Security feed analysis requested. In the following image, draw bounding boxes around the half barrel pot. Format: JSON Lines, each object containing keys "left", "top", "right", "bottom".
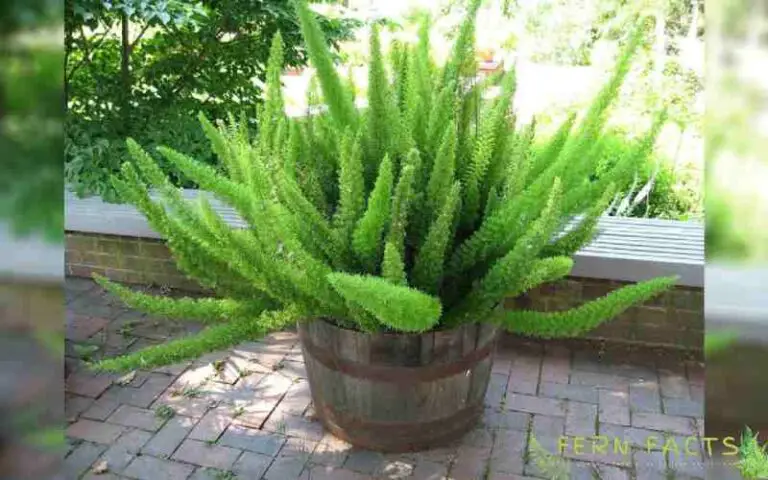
{"left": 297, "top": 318, "right": 500, "bottom": 452}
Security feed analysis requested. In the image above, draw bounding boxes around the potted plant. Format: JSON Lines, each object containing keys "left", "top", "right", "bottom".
{"left": 91, "top": 0, "right": 675, "bottom": 452}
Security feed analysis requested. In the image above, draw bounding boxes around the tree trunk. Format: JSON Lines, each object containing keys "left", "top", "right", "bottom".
{"left": 120, "top": 12, "right": 131, "bottom": 133}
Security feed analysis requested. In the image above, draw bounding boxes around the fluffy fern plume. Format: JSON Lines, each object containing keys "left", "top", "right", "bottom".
{"left": 93, "top": 4, "right": 675, "bottom": 372}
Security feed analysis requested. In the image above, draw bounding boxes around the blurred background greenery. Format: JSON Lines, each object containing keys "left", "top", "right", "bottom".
{"left": 0, "top": 0, "right": 62, "bottom": 242}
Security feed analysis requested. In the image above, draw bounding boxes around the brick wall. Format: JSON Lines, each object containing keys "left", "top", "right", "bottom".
{"left": 65, "top": 232, "right": 703, "bottom": 351}
{"left": 65, "top": 232, "right": 205, "bottom": 293}
{"left": 507, "top": 278, "right": 703, "bottom": 350}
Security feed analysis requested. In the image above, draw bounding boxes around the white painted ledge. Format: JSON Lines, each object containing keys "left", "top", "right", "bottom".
{"left": 0, "top": 222, "right": 64, "bottom": 284}
{"left": 65, "top": 189, "right": 704, "bottom": 287}
{"left": 707, "top": 264, "right": 768, "bottom": 340}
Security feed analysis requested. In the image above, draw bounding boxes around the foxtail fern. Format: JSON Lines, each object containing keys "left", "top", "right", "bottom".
{"left": 92, "top": 4, "right": 676, "bottom": 373}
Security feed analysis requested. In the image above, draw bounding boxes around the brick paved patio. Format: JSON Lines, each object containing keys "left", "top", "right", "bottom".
{"left": 64, "top": 277, "right": 707, "bottom": 480}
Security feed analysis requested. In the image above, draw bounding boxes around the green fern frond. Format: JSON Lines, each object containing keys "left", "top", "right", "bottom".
{"left": 327, "top": 273, "right": 441, "bottom": 332}
{"left": 352, "top": 155, "right": 394, "bottom": 273}
{"left": 92, "top": 307, "right": 301, "bottom": 372}
{"left": 494, "top": 276, "right": 678, "bottom": 338}
{"left": 93, "top": 274, "right": 272, "bottom": 322}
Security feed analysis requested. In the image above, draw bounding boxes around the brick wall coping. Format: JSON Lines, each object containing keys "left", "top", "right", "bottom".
{"left": 65, "top": 189, "right": 704, "bottom": 287}
{"left": 707, "top": 264, "right": 768, "bottom": 341}
{"left": 0, "top": 221, "right": 62, "bottom": 283}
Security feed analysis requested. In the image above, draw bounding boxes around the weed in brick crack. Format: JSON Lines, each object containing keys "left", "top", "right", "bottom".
{"left": 275, "top": 420, "right": 288, "bottom": 435}
{"left": 117, "top": 320, "right": 139, "bottom": 337}
{"left": 213, "top": 470, "right": 236, "bottom": 480}
{"left": 73, "top": 343, "right": 100, "bottom": 361}
{"left": 170, "top": 384, "right": 204, "bottom": 399}
{"left": 155, "top": 405, "right": 176, "bottom": 420}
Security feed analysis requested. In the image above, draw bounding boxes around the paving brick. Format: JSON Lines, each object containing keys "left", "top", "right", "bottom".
{"left": 662, "top": 397, "right": 703, "bottom": 418}
{"left": 231, "top": 396, "right": 282, "bottom": 429}
{"left": 63, "top": 441, "right": 107, "bottom": 478}
{"left": 264, "top": 412, "right": 325, "bottom": 442}
{"left": 686, "top": 363, "right": 705, "bottom": 386}
{"left": 188, "top": 406, "right": 232, "bottom": 442}
{"left": 172, "top": 439, "right": 242, "bottom": 470}
{"left": 142, "top": 415, "right": 196, "bottom": 458}
{"left": 280, "top": 437, "right": 317, "bottom": 462}
{"left": 103, "top": 373, "right": 175, "bottom": 408}
{"left": 629, "top": 381, "right": 662, "bottom": 413}
{"left": 174, "top": 363, "right": 218, "bottom": 388}
{"left": 565, "top": 401, "right": 598, "bottom": 436}
{"left": 593, "top": 463, "right": 632, "bottom": 480}
{"left": 599, "top": 423, "right": 668, "bottom": 451}
{"left": 302, "top": 464, "right": 375, "bottom": 480}
{"left": 668, "top": 450, "right": 705, "bottom": 479}
{"left": 97, "top": 444, "right": 135, "bottom": 474}
{"left": 123, "top": 454, "right": 195, "bottom": 480}
{"left": 631, "top": 412, "right": 696, "bottom": 436}
{"left": 485, "top": 374, "right": 508, "bottom": 408}
{"left": 219, "top": 424, "right": 287, "bottom": 456}
{"left": 689, "top": 385, "right": 704, "bottom": 404}
{"left": 463, "top": 427, "right": 495, "bottom": 448}
{"left": 410, "top": 459, "right": 450, "bottom": 480}
{"left": 66, "top": 394, "right": 94, "bottom": 421}
{"left": 559, "top": 436, "right": 633, "bottom": 467}
{"left": 506, "top": 394, "right": 566, "bottom": 416}
{"left": 532, "top": 414, "right": 565, "bottom": 439}
{"left": 272, "top": 381, "right": 312, "bottom": 416}
{"left": 189, "top": 467, "right": 229, "bottom": 480}
{"left": 633, "top": 449, "right": 668, "bottom": 480}
{"left": 276, "top": 361, "right": 308, "bottom": 381}
{"left": 66, "top": 372, "right": 114, "bottom": 398}
{"left": 107, "top": 405, "right": 165, "bottom": 432}
{"left": 154, "top": 362, "right": 191, "bottom": 376}
{"left": 114, "top": 428, "right": 153, "bottom": 453}
{"left": 491, "top": 352, "right": 513, "bottom": 375}
{"left": 376, "top": 457, "right": 415, "bottom": 479}
{"left": 311, "top": 434, "right": 352, "bottom": 467}
{"left": 489, "top": 472, "right": 539, "bottom": 480}
{"left": 659, "top": 370, "right": 690, "bottom": 399}
{"left": 540, "top": 350, "right": 571, "bottom": 384}
{"left": 505, "top": 378, "right": 537, "bottom": 395}
{"left": 67, "top": 315, "right": 109, "bottom": 341}
{"left": 81, "top": 472, "right": 124, "bottom": 480}
{"left": 539, "top": 382, "right": 597, "bottom": 404}
{"left": 598, "top": 389, "right": 630, "bottom": 426}
{"left": 67, "top": 419, "right": 127, "bottom": 444}
{"left": 263, "top": 455, "right": 307, "bottom": 480}
{"left": 491, "top": 429, "right": 526, "bottom": 474}
{"left": 255, "top": 373, "right": 294, "bottom": 397}
{"left": 344, "top": 449, "right": 386, "bottom": 475}
{"left": 211, "top": 359, "right": 241, "bottom": 385}
{"left": 450, "top": 445, "right": 491, "bottom": 480}
{"left": 483, "top": 409, "right": 529, "bottom": 431}
{"left": 153, "top": 387, "right": 214, "bottom": 420}
{"left": 571, "top": 371, "right": 630, "bottom": 390}
{"left": 232, "top": 451, "right": 273, "bottom": 478}
{"left": 507, "top": 355, "right": 541, "bottom": 395}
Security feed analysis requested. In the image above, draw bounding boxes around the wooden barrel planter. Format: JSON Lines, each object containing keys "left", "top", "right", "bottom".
{"left": 298, "top": 318, "right": 500, "bottom": 452}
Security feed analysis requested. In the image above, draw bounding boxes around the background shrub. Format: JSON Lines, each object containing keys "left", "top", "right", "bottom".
{"left": 65, "top": 0, "right": 360, "bottom": 201}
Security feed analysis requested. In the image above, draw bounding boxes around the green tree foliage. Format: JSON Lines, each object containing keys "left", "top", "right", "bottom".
{"left": 93, "top": 1, "right": 677, "bottom": 372}
{"left": 65, "top": 0, "right": 360, "bottom": 201}
{"left": 1, "top": 0, "right": 62, "bottom": 241}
